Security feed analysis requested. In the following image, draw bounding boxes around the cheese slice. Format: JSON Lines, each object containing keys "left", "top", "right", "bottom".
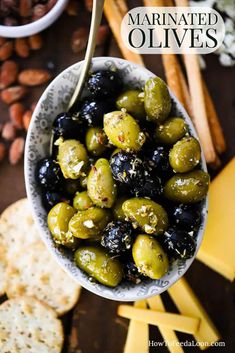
{"left": 147, "top": 295, "right": 184, "bottom": 353}
{"left": 118, "top": 305, "right": 200, "bottom": 334}
{"left": 196, "top": 157, "right": 235, "bottom": 281}
{"left": 124, "top": 300, "right": 149, "bottom": 353}
{"left": 168, "top": 277, "right": 220, "bottom": 350}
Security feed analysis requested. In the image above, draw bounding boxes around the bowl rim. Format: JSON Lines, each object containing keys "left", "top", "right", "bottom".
{"left": 0, "top": 0, "right": 68, "bottom": 38}
{"left": 25, "top": 56, "right": 208, "bottom": 301}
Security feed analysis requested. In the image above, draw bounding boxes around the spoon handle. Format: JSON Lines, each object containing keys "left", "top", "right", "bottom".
{"left": 67, "top": 0, "right": 105, "bottom": 111}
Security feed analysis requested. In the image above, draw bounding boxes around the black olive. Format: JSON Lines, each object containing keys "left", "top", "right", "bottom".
{"left": 123, "top": 260, "right": 143, "bottom": 284}
{"left": 110, "top": 151, "right": 145, "bottom": 186}
{"left": 42, "top": 191, "right": 70, "bottom": 211}
{"left": 145, "top": 146, "right": 173, "bottom": 177}
{"left": 171, "top": 204, "right": 201, "bottom": 231}
{"left": 53, "top": 112, "right": 82, "bottom": 139}
{"left": 36, "top": 158, "right": 63, "bottom": 191}
{"left": 101, "top": 221, "right": 134, "bottom": 254}
{"left": 87, "top": 70, "right": 122, "bottom": 98}
{"left": 163, "top": 227, "right": 196, "bottom": 260}
{"left": 131, "top": 170, "right": 163, "bottom": 199}
{"left": 80, "top": 100, "right": 113, "bottom": 126}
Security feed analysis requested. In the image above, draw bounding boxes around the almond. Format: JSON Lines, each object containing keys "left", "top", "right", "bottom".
{"left": 9, "top": 137, "right": 25, "bottom": 165}
{"left": 9, "top": 102, "right": 25, "bottom": 129}
{"left": 66, "top": 0, "right": 79, "bottom": 16}
{"left": 0, "top": 37, "right": 6, "bottom": 46}
{"left": 2, "top": 122, "right": 16, "bottom": 141}
{"left": 18, "top": 69, "right": 51, "bottom": 86}
{"left": 33, "top": 4, "right": 47, "bottom": 21}
{"left": 31, "top": 101, "right": 37, "bottom": 111}
{"left": 19, "top": 0, "right": 32, "bottom": 18}
{"left": 1, "top": 86, "right": 27, "bottom": 104}
{"left": 0, "top": 60, "right": 18, "bottom": 89}
{"left": 71, "top": 27, "right": 88, "bottom": 53}
{"left": 15, "top": 38, "right": 30, "bottom": 58}
{"left": 28, "top": 34, "right": 42, "bottom": 50}
{"left": 0, "top": 143, "right": 6, "bottom": 163}
{"left": 22, "top": 110, "right": 32, "bottom": 130}
{"left": 0, "top": 41, "right": 13, "bottom": 61}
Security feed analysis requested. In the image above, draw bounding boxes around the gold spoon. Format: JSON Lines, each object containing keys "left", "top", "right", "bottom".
{"left": 68, "top": 0, "right": 105, "bottom": 111}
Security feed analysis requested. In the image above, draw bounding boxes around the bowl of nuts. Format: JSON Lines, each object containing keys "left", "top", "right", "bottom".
{"left": 0, "top": 0, "right": 68, "bottom": 38}
{"left": 25, "top": 57, "right": 209, "bottom": 301}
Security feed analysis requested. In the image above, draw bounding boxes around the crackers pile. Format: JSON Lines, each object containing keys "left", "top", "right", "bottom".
{"left": 0, "top": 198, "right": 81, "bottom": 353}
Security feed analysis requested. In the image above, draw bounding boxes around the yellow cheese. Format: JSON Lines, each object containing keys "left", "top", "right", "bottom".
{"left": 124, "top": 300, "right": 149, "bottom": 353}
{"left": 147, "top": 295, "right": 184, "bottom": 353}
{"left": 118, "top": 305, "right": 200, "bottom": 334}
{"left": 196, "top": 157, "right": 235, "bottom": 281}
{"left": 168, "top": 278, "right": 220, "bottom": 350}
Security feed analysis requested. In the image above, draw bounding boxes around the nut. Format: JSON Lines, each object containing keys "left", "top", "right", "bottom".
{"left": 15, "top": 38, "right": 30, "bottom": 58}
{"left": 32, "top": 4, "right": 47, "bottom": 21}
{"left": 66, "top": 0, "right": 79, "bottom": 16}
{"left": 0, "top": 41, "right": 13, "bottom": 61}
{"left": 71, "top": 27, "right": 88, "bottom": 53}
{"left": 1, "top": 86, "right": 27, "bottom": 104}
{"left": 2, "top": 122, "right": 16, "bottom": 141}
{"left": 0, "top": 143, "right": 6, "bottom": 163}
{"left": 0, "top": 60, "right": 18, "bottom": 89}
{"left": 18, "top": 69, "right": 51, "bottom": 86}
{"left": 19, "top": 0, "right": 32, "bottom": 18}
{"left": 28, "top": 34, "right": 42, "bottom": 50}
{"left": 9, "top": 102, "right": 25, "bottom": 129}
{"left": 9, "top": 137, "right": 25, "bottom": 165}
{"left": 47, "top": 0, "right": 57, "bottom": 11}
{"left": 22, "top": 110, "right": 32, "bottom": 130}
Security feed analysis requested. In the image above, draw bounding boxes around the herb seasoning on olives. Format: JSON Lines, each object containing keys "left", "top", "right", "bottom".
{"left": 36, "top": 70, "right": 209, "bottom": 288}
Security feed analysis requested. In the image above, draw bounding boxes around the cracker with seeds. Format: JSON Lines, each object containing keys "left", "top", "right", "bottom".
{"left": 0, "top": 244, "right": 7, "bottom": 296}
{"left": 0, "top": 296, "right": 63, "bottom": 353}
{"left": 6, "top": 241, "right": 81, "bottom": 316}
{"left": 0, "top": 198, "right": 41, "bottom": 259}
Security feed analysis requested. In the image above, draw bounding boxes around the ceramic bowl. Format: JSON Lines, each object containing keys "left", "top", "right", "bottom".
{"left": 25, "top": 57, "right": 208, "bottom": 301}
{"left": 0, "top": 0, "right": 68, "bottom": 38}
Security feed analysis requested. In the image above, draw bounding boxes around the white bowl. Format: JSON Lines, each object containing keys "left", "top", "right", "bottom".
{"left": 0, "top": 0, "right": 68, "bottom": 38}
{"left": 25, "top": 57, "right": 208, "bottom": 301}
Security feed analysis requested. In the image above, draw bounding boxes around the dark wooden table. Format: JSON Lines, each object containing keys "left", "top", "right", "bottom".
{"left": 0, "top": 3, "right": 234, "bottom": 353}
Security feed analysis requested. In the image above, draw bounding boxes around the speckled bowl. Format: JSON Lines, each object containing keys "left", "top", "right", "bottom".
{"left": 25, "top": 57, "right": 208, "bottom": 301}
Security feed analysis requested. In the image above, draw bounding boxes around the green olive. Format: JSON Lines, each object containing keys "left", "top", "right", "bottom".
{"left": 132, "top": 234, "right": 169, "bottom": 279}
{"left": 104, "top": 110, "right": 145, "bottom": 151}
{"left": 80, "top": 175, "right": 88, "bottom": 189}
{"left": 74, "top": 245, "right": 123, "bottom": 287}
{"left": 69, "top": 207, "right": 110, "bottom": 239}
{"left": 87, "top": 158, "right": 117, "bottom": 208}
{"left": 169, "top": 137, "right": 201, "bottom": 173}
{"left": 113, "top": 196, "right": 128, "bottom": 221}
{"left": 164, "top": 170, "right": 210, "bottom": 203}
{"left": 122, "top": 198, "right": 169, "bottom": 235}
{"left": 144, "top": 77, "right": 171, "bottom": 123}
{"left": 116, "top": 89, "right": 145, "bottom": 120}
{"left": 85, "top": 127, "right": 108, "bottom": 156}
{"left": 47, "top": 202, "right": 79, "bottom": 249}
{"left": 73, "top": 191, "right": 93, "bottom": 211}
{"left": 155, "top": 117, "right": 188, "bottom": 144}
{"left": 57, "top": 139, "right": 88, "bottom": 179}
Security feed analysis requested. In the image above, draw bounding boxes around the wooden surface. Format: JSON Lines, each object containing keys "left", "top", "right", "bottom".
{"left": 0, "top": 3, "right": 235, "bottom": 353}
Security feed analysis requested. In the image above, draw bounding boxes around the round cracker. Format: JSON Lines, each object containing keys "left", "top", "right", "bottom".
{"left": 6, "top": 241, "right": 81, "bottom": 316}
{"left": 0, "top": 296, "right": 63, "bottom": 353}
{"left": 0, "top": 198, "right": 40, "bottom": 259}
{"left": 0, "top": 244, "right": 7, "bottom": 296}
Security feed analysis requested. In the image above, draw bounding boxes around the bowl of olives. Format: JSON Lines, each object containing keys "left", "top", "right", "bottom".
{"left": 25, "top": 57, "right": 209, "bottom": 301}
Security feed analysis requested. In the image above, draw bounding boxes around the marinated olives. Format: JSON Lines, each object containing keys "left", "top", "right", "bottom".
{"left": 101, "top": 221, "right": 134, "bottom": 254}
{"left": 116, "top": 89, "right": 145, "bottom": 120}
{"left": 132, "top": 234, "right": 169, "bottom": 279}
{"left": 74, "top": 245, "right": 123, "bottom": 287}
{"left": 38, "top": 69, "right": 208, "bottom": 288}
